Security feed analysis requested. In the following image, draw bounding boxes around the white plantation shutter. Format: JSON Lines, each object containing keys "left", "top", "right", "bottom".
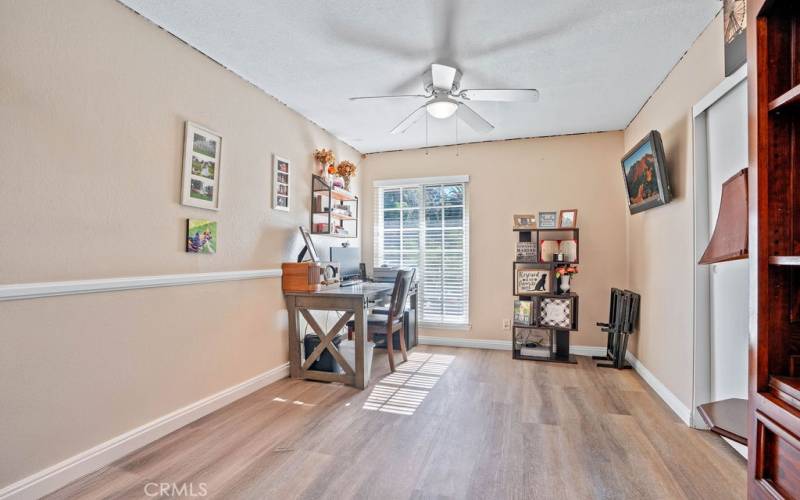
{"left": 374, "top": 177, "right": 469, "bottom": 327}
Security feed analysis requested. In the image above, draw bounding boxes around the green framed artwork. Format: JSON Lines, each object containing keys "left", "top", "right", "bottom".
{"left": 186, "top": 219, "right": 217, "bottom": 254}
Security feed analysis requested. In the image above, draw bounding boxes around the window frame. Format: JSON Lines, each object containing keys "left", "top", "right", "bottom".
{"left": 374, "top": 179, "right": 470, "bottom": 328}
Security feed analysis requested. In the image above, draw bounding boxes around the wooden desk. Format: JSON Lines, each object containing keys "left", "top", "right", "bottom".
{"left": 284, "top": 283, "right": 394, "bottom": 389}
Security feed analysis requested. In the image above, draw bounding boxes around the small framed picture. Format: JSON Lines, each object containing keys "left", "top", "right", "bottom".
{"left": 514, "top": 263, "right": 551, "bottom": 295}
{"left": 539, "top": 296, "right": 576, "bottom": 329}
{"left": 514, "top": 299, "right": 535, "bottom": 325}
{"left": 513, "top": 214, "right": 536, "bottom": 230}
{"left": 181, "top": 122, "right": 222, "bottom": 210}
{"left": 538, "top": 211, "right": 557, "bottom": 228}
{"left": 186, "top": 219, "right": 217, "bottom": 254}
{"left": 272, "top": 154, "right": 290, "bottom": 212}
{"left": 559, "top": 209, "right": 578, "bottom": 228}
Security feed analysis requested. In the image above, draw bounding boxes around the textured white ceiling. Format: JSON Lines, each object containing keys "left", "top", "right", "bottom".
{"left": 119, "top": 0, "right": 721, "bottom": 154}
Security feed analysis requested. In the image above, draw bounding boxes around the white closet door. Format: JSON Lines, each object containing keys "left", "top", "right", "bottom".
{"left": 706, "top": 80, "right": 748, "bottom": 401}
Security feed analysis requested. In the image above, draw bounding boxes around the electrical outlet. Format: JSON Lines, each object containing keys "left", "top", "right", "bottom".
{"left": 503, "top": 319, "right": 511, "bottom": 330}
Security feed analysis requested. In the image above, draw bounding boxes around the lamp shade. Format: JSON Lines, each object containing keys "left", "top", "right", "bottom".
{"left": 699, "top": 168, "right": 749, "bottom": 265}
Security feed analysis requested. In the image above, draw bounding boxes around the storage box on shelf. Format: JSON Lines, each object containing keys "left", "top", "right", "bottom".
{"left": 311, "top": 174, "right": 358, "bottom": 238}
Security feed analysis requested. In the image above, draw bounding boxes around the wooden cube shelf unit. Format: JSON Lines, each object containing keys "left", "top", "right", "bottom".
{"left": 512, "top": 227, "right": 580, "bottom": 364}
{"left": 311, "top": 175, "right": 358, "bottom": 238}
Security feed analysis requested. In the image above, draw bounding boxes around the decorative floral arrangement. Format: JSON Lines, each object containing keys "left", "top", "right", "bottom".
{"left": 336, "top": 160, "right": 357, "bottom": 179}
{"left": 327, "top": 164, "right": 336, "bottom": 175}
{"left": 554, "top": 266, "right": 579, "bottom": 278}
{"left": 313, "top": 148, "right": 336, "bottom": 166}
{"left": 336, "top": 160, "right": 357, "bottom": 190}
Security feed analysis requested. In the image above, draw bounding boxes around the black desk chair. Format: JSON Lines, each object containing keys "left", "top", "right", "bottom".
{"left": 347, "top": 269, "right": 415, "bottom": 372}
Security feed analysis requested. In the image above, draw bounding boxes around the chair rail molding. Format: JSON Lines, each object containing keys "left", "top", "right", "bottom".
{"left": 0, "top": 269, "right": 282, "bottom": 302}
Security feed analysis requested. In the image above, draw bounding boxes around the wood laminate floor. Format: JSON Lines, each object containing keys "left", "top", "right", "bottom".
{"left": 48, "top": 346, "right": 746, "bottom": 499}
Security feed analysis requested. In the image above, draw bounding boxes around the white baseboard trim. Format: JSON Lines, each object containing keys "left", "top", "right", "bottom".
{"left": 418, "top": 336, "right": 606, "bottom": 357}
{"left": 0, "top": 269, "right": 282, "bottom": 302}
{"left": 0, "top": 362, "right": 290, "bottom": 500}
{"left": 625, "top": 352, "right": 692, "bottom": 426}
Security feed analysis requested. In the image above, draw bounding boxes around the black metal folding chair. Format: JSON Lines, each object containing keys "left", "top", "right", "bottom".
{"left": 595, "top": 288, "right": 637, "bottom": 369}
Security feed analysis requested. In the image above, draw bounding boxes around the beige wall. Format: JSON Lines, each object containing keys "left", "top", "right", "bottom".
{"left": 623, "top": 14, "right": 724, "bottom": 408}
{"left": 363, "top": 132, "right": 628, "bottom": 347}
{"left": 0, "top": 0, "right": 361, "bottom": 488}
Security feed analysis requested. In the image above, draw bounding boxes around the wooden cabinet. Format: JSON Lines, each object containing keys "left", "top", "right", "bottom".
{"left": 748, "top": 1, "right": 800, "bottom": 497}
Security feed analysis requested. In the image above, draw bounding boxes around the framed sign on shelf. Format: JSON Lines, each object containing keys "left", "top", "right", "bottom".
{"left": 514, "top": 263, "right": 552, "bottom": 295}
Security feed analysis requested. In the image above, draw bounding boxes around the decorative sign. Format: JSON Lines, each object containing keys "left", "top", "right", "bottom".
{"left": 538, "top": 211, "right": 557, "bottom": 229}
{"left": 515, "top": 268, "right": 550, "bottom": 295}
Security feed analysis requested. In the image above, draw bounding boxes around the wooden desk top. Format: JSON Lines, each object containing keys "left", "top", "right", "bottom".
{"left": 284, "top": 282, "right": 394, "bottom": 299}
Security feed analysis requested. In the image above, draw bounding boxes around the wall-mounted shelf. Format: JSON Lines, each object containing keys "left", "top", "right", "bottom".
{"left": 311, "top": 175, "right": 358, "bottom": 238}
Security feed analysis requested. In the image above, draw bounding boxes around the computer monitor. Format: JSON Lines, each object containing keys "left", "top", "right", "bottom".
{"left": 297, "top": 226, "right": 320, "bottom": 263}
{"left": 330, "top": 246, "right": 361, "bottom": 281}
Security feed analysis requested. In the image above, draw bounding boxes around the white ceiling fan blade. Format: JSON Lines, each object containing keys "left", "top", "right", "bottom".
{"left": 459, "top": 89, "right": 540, "bottom": 102}
{"left": 349, "top": 94, "right": 428, "bottom": 101}
{"left": 431, "top": 63, "right": 457, "bottom": 91}
{"left": 390, "top": 104, "right": 427, "bottom": 134}
{"left": 457, "top": 103, "right": 494, "bottom": 134}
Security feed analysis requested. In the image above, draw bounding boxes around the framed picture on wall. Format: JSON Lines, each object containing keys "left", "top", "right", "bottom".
{"left": 272, "top": 154, "right": 290, "bottom": 212}
{"left": 181, "top": 122, "right": 222, "bottom": 210}
{"left": 186, "top": 219, "right": 217, "bottom": 254}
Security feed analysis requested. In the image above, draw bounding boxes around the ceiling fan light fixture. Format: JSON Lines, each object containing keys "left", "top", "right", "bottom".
{"left": 426, "top": 97, "right": 458, "bottom": 119}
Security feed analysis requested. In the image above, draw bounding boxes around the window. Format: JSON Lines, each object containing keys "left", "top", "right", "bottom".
{"left": 374, "top": 178, "right": 469, "bottom": 327}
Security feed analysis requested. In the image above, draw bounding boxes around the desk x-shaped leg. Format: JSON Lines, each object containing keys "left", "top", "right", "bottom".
{"left": 300, "top": 309, "right": 355, "bottom": 376}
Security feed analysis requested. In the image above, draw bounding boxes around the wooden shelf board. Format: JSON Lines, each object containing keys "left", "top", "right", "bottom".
{"left": 513, "top": 261, "right": 579, "bottom": 265}
{"left": 331, "top": 189, "right": 356, "bottom": 201}
{"left": 769, "top": 255, "right": 800, "bottom": 266}
{"left": 770, "top": 375, "right": 800, "bottom": 403}
{"left": 312, "top": 189, "right": 357, "bottom": 202}
{"left": 513, "top": 350, "right": 577, "bottom": 364}
{"left": 769, "top": 84, "right": 800, "bottom": 111}
{"left": 312, "top": 211, "right": 356, "bottom": 221}
{"left": 697, "top": 398, "right": 748, "bottom": 445}
{"left": 513, "top": 227, "right": 579, "bottom": 232}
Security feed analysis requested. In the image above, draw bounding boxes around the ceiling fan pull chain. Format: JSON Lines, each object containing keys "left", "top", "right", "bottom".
{"left": 425, "top": 111, "right": 430, "bottom": 156}
{"left": 456, "top": 115, "right": 460, "bottom": 157}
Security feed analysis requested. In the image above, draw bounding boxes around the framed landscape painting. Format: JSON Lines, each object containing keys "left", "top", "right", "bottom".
{"left": 181, "top": 122, "right": 222, "bottom": 210}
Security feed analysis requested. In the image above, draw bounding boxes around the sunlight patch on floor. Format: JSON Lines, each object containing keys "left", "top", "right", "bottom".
{"left": 362, "top": 352, "right": 454, "bottom": 415}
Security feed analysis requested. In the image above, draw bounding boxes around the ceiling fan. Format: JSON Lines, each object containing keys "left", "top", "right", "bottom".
{"left": 349, "top": 63, "right": 539, "bottom": 135}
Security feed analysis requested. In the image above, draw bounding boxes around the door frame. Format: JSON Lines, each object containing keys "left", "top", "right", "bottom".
{"left": 690, "top": 63, "right": 748, "bottom": 430}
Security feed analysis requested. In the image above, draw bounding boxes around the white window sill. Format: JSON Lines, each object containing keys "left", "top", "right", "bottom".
{"left": 419, "top": 322, "right": 472, "bottom": 331}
